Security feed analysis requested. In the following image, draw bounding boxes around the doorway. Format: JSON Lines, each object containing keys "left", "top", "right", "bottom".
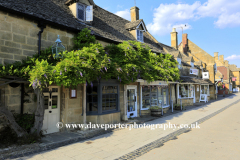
{"left": 193, "top": 85, "right": 196, "bottom": 103}
{"left": 42, "top": 86, "right": 60, "bottom": 134}
{"left": 127, "top": 85, "right": 137, "bottom": 118}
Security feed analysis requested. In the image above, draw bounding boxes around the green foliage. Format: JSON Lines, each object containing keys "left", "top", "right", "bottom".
{"left": 104, "top": 41, "right": 180, "bottom": 84}
{"left": 0, "top": 28, "right": 180, "bottom": 90}
{"left": 73, "top": 28, "right": 96, "bottom": 50}
{"left": 14, "top": 113, "right": 35, "bottom": 133}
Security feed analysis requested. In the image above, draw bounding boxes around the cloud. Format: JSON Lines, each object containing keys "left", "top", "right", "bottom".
{"left": 147, "top": 2, "right": 200, "bottom": 36}
{"left": 147, "top": 0, "right": 240, "bottom": 36}
{"left": 226, "top": 55, "right": 240, "bottom": 60}
{"left": 115, "top": 9, "right": 131, "bottom": 21}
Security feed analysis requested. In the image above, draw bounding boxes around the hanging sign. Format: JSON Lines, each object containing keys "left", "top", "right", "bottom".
{"left": 190, "top": 69, "right": 199, "bottom": 75}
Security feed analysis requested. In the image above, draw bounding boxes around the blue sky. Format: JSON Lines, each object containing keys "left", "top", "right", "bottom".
{"left": 94, "top": 0, "right": 240, "bottom": 67}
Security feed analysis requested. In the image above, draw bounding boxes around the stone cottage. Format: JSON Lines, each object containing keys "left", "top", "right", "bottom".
{"left": 0, "top": 0, "right": 178, "bottom": 134}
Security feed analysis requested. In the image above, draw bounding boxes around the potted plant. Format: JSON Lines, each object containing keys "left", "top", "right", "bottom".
{"left": 149, "top": 106, "right": 163, "bottom": 116}
{"left": 174, "top": 104, "right": 185, "bottom": 110}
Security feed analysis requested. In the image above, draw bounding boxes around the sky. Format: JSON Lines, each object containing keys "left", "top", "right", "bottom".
{"left": 94, "top": 0, "right": 240, "bottom": 67}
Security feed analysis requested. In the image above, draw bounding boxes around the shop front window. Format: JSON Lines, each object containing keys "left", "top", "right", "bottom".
{"left": 179, "top": 84, "right": 193, "bottom": 98}
{"left": 87, "top": 84, "right": 98, "bottom": 113}
{"left": 142, "top": 86, "right": 169, "bottom": 109}
{"left": 86, "top": 82, "right": 119, "bottom": 115}
{"left": 201, "top": 85, "right": 209, "bottom": 95}
{"left": 102, "top": 86, "right": 118, "bottom": 111}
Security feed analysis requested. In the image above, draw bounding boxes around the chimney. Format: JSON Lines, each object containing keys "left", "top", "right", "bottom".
{"left": 170, "top": 28, "right": 178, "bottom": 49}
{"left": 130, "top": 6, "right": 140, "bottom": 22}
{"left": 224, "top": 60, "right": 229, "bottom": 67}
{"left": 182, "top": 33, "right": 188, "bottom": 54}
{"left": 219, "top": 55, "right": 224, "bottom": 64}
{"left": 214, "top": 52, "right": 218, "bottom": 61}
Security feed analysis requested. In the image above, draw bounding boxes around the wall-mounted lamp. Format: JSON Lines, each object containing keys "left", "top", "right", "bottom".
{"left": 70, "top": 88, "right": 77, "bottom": 98}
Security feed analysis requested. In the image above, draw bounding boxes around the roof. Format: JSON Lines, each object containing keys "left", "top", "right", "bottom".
{"left": 65, "top": 0, "right": 95, "bottom": 6}
{"left": 0, "top": 0, "right": 164, "bottom": 54}
{"left": 182, "top": 56, "right": 194, "bottom": 62}
{"left": 0, "top": 0, "right": 88, "bottom": 31}
{"left": 180, "top": 77, "right": 213, "bottom": 85}
{"left": 125, "top": 19, "right": 143, "bottom": 30}
{"left": 158, "top": 43, "right": 181, "bottom": 58}
{"left": 91, "top": 6, "right": 163, "bottom": 53}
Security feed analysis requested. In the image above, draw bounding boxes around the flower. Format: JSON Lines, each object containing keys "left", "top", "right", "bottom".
{"left": 80, "top": 72, "right": 83, "bottom": 77}
{"left": 39, "top": 80, "right": 41, "bottom": 86}
{"left": 60, "top": 71, "right": 62, "bottom": 75}
{"left": 104, "top": 67, "right": 107, "bottom": 72}
{"left": 53, "top": 70, "right": 56, "bottom": 73}
{"left": 86, "top": 35, "right": 88, "bottom": 37}
{"left": 118, "top": 76, "right": 119, "bottom": 80}
{"left": 127, "top": 47, "right": 129, "bottom": 49}
{"left": 91, "top": 82, "right": 93, "bottom": 88}
{"left": 65, "top": 67, "right": 67, "bottom": 72}
{"left": 44, "top": 74, "right": 47, "bottom": 78}
{"left": 96, "top": 48, "right": 99, "bottom": 53}
{"left": 105, "top": 52, "right": 108, "bottom": 55}
{"left": 108, "top": 59, "right": 110, "bottom": 62}
{"left": 32, "top": 82, "right": 36, "bottom": 87}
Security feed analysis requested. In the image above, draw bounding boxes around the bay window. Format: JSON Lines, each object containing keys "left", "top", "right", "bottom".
{"left": 142, "top": 86, "right": 169, "bottom": 109}
{"left": 201, "top": 85, "right": 209, "bottom": 95}
{"left": 179, "top": 84, "right": 194, "bottom": 98}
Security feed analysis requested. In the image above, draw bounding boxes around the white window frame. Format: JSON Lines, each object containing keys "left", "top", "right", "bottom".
{"left": 140, "top": 86, "right": 169, "bottom": 110}
{"left": 178, "top": 84, "right": 194, "bottom": 99}
{"left": 177, "top": 58, "right": 182, "bottom": 69}
{"left": 136, "top": 30, "right": 144, "bottom": 42}
{"left": 200, "top": 84, "right": 209, "bottom": 95}
{"left": 76, "top": 3, "right": 93, "bottom": 22}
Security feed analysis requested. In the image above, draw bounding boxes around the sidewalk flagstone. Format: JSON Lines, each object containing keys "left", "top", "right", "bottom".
{"left": 8, "top": 93, "right": 240, "bottom": 160}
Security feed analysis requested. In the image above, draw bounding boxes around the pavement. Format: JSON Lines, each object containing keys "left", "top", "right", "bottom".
{"left": 9, "top": 93, "right": 240, "bottom": 160}
{"left": 136, "top": 96, "right": 240, "bottom": 160}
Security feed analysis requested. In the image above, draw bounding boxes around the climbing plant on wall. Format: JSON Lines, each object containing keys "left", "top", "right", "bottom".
{"left": 0, "top": 28, "right": 180, "bottom": 136}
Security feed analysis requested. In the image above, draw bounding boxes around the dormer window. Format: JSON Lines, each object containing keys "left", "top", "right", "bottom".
{"left": 191, "top": 62, "right": 194, "bottom": 68}
{"left": 137, "top": 30, "right": 144, "bottom": 42}
{"left": 177, "top": 58, "right": 182, "bottom": 69}
{"left": 71, "top": 3, "right": 93, "bottom": 22}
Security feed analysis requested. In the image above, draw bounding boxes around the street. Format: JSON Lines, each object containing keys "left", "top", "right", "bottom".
{"left": 137, "top": 99, "right": 240, "bottom": 160}
{"left": 13, "top": 94, "right": 240, "bottom": 160}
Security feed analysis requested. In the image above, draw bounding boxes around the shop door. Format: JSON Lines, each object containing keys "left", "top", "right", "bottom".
{"left": 42, "top": 86, "right": 60, "bottom": 134}
{"left": 127, "top": 85, "right": 137, "bottom": 118}
{"left": 192, "top": 85, "right": 196, "bottom": 103}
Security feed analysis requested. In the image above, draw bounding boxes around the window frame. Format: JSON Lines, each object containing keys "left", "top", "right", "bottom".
{"left": 191, "top": 62, "right": 194, "bottom": 68}
{"left": 141, "top": 86, "right": 169, "bottom": 110}
{"left": 178, "top": 84, "right": 194, "bottom": 99}
{"left": 77, "top": 3, "right": 86, "bottom": 21}
{"left": 200, "top": 84, "right": 209, "bottom": 95}
{"left": 86, "top": 80, "right": 120, "bottom": 115}
{"left": 136, "top": 30, "right": 144, "bottom": 42}
{"left": 177, "top": 58, "right": 182, "bottom": 69}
